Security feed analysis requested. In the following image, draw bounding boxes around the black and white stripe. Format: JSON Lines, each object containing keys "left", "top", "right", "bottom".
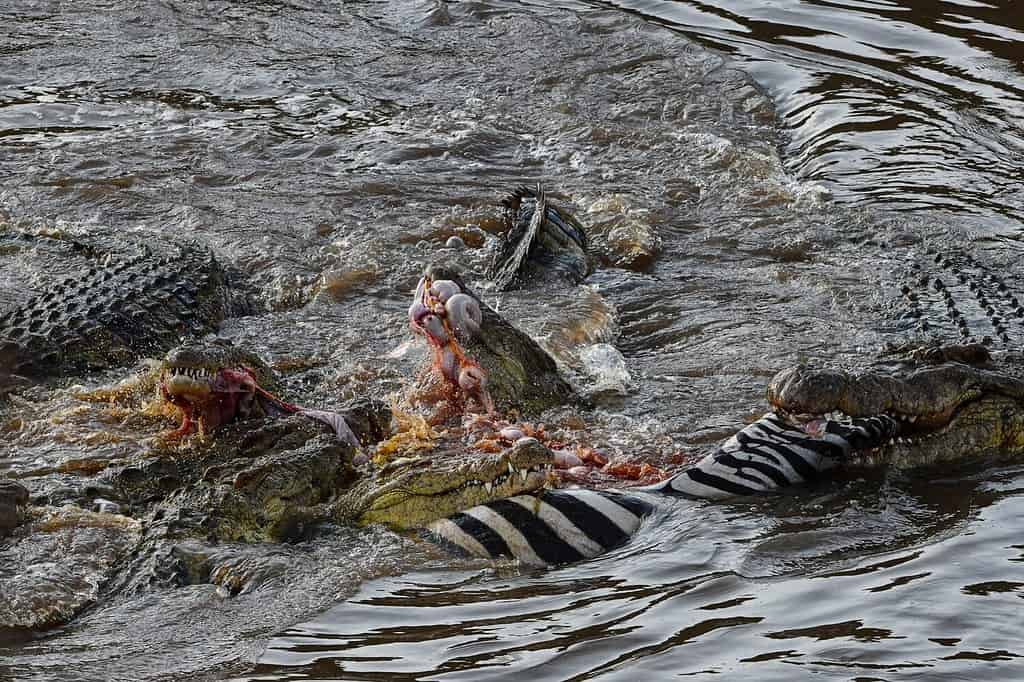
{"left": 644, "top": 413, "right": 899, "bottom": 499}
{"left": 427, "top": 489, "right": 651, "bottom": 566}
{"left": 427, "top": 412, "right": 900, "bottom": 566}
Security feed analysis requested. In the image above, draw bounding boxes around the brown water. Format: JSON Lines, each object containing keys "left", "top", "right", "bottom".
{"left": 1, "top": 0, "right": 1023, "bottom": 680}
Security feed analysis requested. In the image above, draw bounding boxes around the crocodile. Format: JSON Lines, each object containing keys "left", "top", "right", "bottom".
{"left": 158, "top": 337, "right": 360, "bottom": 444}
{"left": 159, "top": 337, "right": 283, "bottom": 436}
{"left": 0, "top": 229, "right": 250, "bottom": 390}
{"left": 893, "top": 247, "right": 1024, "bottom": 346}
{"left": 0, "top": 414, "right": 555, "bottom": 630}
{"left": 765, "top": 343, "right": 1024, "bottom": 468}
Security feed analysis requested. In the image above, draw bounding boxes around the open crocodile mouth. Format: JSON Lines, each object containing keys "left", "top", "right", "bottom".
{"left": 159, "top": 364, "right": 297, "bottom": 437}
{"left": 774, "top": 402, "right": 966, "bottom": 450}
{"left": 761, "top": 362, "right": 1020, "bottom": 457}
{"left": 161, "top": 365, "right": 218, "bottom": 401}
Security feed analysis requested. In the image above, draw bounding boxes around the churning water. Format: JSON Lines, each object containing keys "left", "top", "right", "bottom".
{"left": 1, "top": 1, "right": 1022, "bottom": 680}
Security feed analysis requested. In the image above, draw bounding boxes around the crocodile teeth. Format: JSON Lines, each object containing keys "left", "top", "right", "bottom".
{"left": 484, "top": 482, "right": 493, "bottom": 494}
{"left": 508, "top": 461, "right": 515, "bottom": 475}
{"left": 519, "top": 468, "right": 529, "bottom": 482}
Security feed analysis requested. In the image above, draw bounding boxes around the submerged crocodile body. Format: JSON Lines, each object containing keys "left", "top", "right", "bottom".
{"left": 0, "top": 229, "right": 249, "bottom": 387}
{"left": 894, "top": 248, "right": 1024, "bottom": 345}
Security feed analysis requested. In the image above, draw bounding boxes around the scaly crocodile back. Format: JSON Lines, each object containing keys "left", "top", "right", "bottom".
{"left": 0, "top": 240, "right": 247, "bottom": 379}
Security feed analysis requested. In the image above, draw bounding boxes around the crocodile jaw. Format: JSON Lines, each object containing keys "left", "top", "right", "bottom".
{"left": 358, "top": 465, "right": 551, "bottom": 530}
{"left": 778, "top": 395, "right": 1024, "bottom": 469}
{"left": 768, "top": 363, "right": 1024, "bottom": 421}
{"left": 162, "top": 372, "right": 213, "bottom": 402}
{"left": 353, "top": 439, "right": 556, "bottom": 530}
{"left": 159, "top": 366, "right": 260, "bottom": 436}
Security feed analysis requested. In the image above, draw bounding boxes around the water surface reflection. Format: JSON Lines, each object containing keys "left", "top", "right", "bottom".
{"left": 249, "top": 468, "right": 1024, "bottom": 680}
{"left": 599, "top": 0, "right": 1024, "bottom": 235}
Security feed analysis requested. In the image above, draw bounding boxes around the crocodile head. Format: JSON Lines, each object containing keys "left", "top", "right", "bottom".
{"left": 128, "top": 402, "right": 552, "bottom": 547}
{"left": 159, "top": 338, "right": 293, "bottom": 437}
{"left": 767, "top": 346, "right": 1024, "bottom": 467}
{"left": 126, "top": 414, "right": 554, "bottom": 541}
{"left": 409, "top": 264, "right": 577, "bottom": 418}
{"left": 341, "top": 436, "right": 555, "bottom": 530}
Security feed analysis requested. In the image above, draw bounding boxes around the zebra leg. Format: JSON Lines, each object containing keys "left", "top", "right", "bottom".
{"left": 425, "top": 489, "right": 652, "bottom": 566}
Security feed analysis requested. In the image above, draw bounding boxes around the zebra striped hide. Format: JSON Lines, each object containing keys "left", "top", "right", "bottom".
{"left": 426, "top": 412, "right": 900, "bottom": 566}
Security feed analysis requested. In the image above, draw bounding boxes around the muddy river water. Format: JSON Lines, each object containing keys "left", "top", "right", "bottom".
{"left": 1, "top": 0, "right": 1023, "bottom": 680}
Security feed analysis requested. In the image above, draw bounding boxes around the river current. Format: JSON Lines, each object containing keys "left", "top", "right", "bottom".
{"left": 1, "top": 1, "right": 1022, "bottom": 680}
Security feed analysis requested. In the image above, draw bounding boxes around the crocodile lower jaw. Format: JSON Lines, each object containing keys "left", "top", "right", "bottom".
{"left": 357, "top": 463, "right": 554, "bottom": 530}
